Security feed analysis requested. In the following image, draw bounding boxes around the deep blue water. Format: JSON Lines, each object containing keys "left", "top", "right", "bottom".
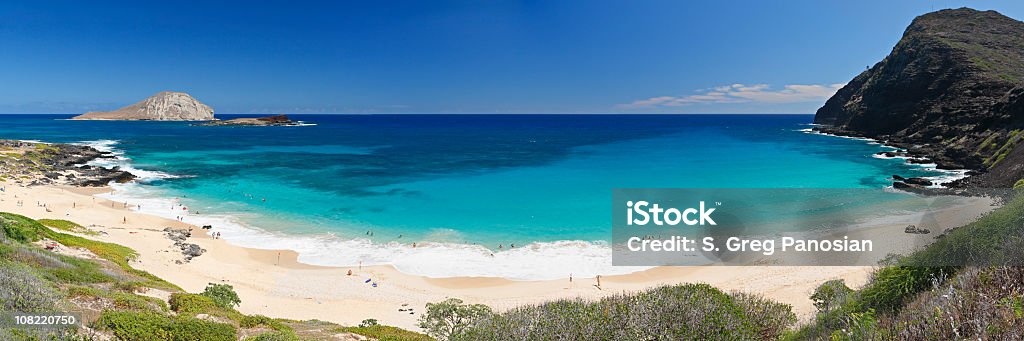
{"left": 0, "top": 114, "right": 954, "bottom": 278}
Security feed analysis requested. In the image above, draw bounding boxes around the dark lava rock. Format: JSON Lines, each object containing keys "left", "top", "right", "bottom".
{"left": 904, "top": 225, "right": 931, "bottom": 234}
{"left": 904, "top": 177, "right": 934, "bottom": 186}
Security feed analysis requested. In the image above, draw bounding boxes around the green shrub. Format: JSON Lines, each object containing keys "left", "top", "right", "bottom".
{"left": 359, "top": 318, "right": 379, "bottom": 328}
{"left": 244, "top": 330, "right": 300, "bottom": 341}
{"left": 201, "top": 283, "right": 241, "bottom": 309}
{"left": 43, "top": 255, "right": 120, "bottom": 284}
{"left": 829, "top": 309, "right": 881, "bottom": 340}
{"left": 857, "top": 266, "right": 951, "bottom": 313}
{"left": 418, "top": 298, "right": 492, "bottom": 340}
{"left": 66, "top": 285, "right": 167, "bottom": 312}
{"left": 0, "top": 262, "right": 58, "bottom": 312}
{"left": 795, "top": 193, "right": 1024, "bottom": 339}
{"left": 169, "top": 293, "right": 219, "bottom": 314}
{"left": 240, "top": 314, "right": 292, "bottom": 332}
{"left": 732, "top": 292, "right": 798, "bottom": 339}
{"left": 96, "top": 310, "right": 236, "bottom": 341}
{"left": 0, "top": 212, "right": 47, "bottom": 243}
{"left": 452, "top": 283, "right": 794, "bottom": 340}
{"left": 2, "top": 239, "right": 71, "bottom": 269}
{"left": 883, "top": 266, "right": 1024, "bottom": 339}
{"left": 810, "top": 279, "right": 853, "bottom": 314}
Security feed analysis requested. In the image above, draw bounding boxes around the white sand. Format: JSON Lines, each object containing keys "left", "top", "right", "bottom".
{"left": 0, "top": 181, "right": 995, "bottom": 331}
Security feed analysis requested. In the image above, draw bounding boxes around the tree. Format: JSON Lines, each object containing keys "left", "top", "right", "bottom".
{"left": 201, "top": 283, "right": 241, "bottom": 309}
{"left": 358, "top": 319, "right": 378, "bottom": 328}
{"left": 811, "top": 279, "right": 853, "bottom": 313}
{"left": 417, "top": 298, "right": 492, "bottom": 340}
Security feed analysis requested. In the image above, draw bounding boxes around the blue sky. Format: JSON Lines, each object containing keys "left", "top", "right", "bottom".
{"left": 1, "top": 1, "right": 1022, "bottom": 114}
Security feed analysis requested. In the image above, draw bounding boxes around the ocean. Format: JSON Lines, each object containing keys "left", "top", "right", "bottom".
{"left": 0, "top": 114, "right": 964, "bottom": 279}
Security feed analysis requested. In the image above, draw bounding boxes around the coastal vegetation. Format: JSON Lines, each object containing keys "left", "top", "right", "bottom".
{"left": 415, "top": 284, "right": 795, "bottom": 340}
{"left": 789, "top": 191, "right": 1024, "bottom": 339}
{"left": 460, "top": 284, "right": 794, "bottom": 340}
{"left": 0, "top": 212, "right": 432, "bottom": 340}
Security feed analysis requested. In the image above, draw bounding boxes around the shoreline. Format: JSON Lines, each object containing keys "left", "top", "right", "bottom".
{"left": 808, "top": 125, "right": 983, "bottom": 188}
{"left": 802, "top": 126, "right": 974, "bottom": 187}
{"left": 0, "top": 180, "right": 998, "bottom": 330}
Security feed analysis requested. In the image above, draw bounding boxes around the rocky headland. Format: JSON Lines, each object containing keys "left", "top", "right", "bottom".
{"left": 71, "top": 91, "right": 214, "bottom": 121}
{"left": 814, "top": 8, "right": 1024, "bottom": 189}
{"left": 0, "top": 140, "right": 136, "bottom": 187}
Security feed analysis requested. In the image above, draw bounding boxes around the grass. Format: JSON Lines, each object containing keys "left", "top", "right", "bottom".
{"left": 38, "top": 219, "right": 99, "bottom": 236}
{"left": 48, "top": 230, "right": 180, "bottom": 291}
{"left": 337, "top": 325, "right": 434, "bottom": 341}
{"left": 983, "top": 129, "right": 1022, "bottom": 167}
{"left": 66, "top": 284, "right": 168, "bottom": 312}
{"left": 0, "top": 212, "right": 48, "bottom": 243}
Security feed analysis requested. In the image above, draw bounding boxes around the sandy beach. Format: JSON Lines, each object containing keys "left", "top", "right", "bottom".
{"left": 0, "top": 181, "right": 996, "bottom": 330}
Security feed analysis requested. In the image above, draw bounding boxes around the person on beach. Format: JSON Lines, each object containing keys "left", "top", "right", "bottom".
{"left": 122, "top": 216, "right": 126, "bottom": 224}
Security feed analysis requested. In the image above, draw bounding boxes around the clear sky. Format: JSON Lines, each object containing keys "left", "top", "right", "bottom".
{"left": 1, "top": 0, "right": 1023, "bottom": 114}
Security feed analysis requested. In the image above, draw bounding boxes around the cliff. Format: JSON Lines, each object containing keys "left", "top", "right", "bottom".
{"left": 814, "top": 8, "right": 1024, "bottom": 188}
{"left": 72, "top": 91, "right": 214, "bottom": 121}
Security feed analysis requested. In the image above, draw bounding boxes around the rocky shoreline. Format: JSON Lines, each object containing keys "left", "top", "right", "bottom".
{"left": 0, "top": 139, "right": 136, "bottom": 187}
{"left": 807, "top": 128, "right": 1010, "bottom": 198}
{"left": 812, "top": 126, "right": 979, "bottom": 186}
{"left": 813, "top": 9, "right": 1024, "bottom": 190}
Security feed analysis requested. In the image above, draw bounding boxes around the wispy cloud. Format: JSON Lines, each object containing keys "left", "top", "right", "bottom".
{"left": 620, "top": 83, "right": 845, "bottom": 109}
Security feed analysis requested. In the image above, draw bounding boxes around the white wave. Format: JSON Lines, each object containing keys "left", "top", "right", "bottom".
{"left": 99, "top": 182, "right": 649, "bottom": 280}
{"left": 918, "top": 168, "right": 971, "bottom": 187}
{"left": 73, "top": 140, "right": 180, "bottom": 182}
{"left": 802, "top": 128, "right": 972, "bottom": 188}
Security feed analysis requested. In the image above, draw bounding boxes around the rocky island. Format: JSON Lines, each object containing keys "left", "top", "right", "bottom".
{"left": 71, "top": 91, "right": 214, "bottom": 121}
{"left": 814, "top": 8, "right": 1024, "bottom": 189}
{"left": 198, "top": 114, "right": 301, "bottom": 126}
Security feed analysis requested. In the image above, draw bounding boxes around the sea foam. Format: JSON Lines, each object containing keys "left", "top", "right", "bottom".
{"left": 91, "top": 140, "right": 650, "bottom": 280}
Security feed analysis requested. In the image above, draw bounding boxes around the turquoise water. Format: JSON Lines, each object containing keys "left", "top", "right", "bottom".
{"left": 0, "top": 114, "right": 959, "bottom": 278}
